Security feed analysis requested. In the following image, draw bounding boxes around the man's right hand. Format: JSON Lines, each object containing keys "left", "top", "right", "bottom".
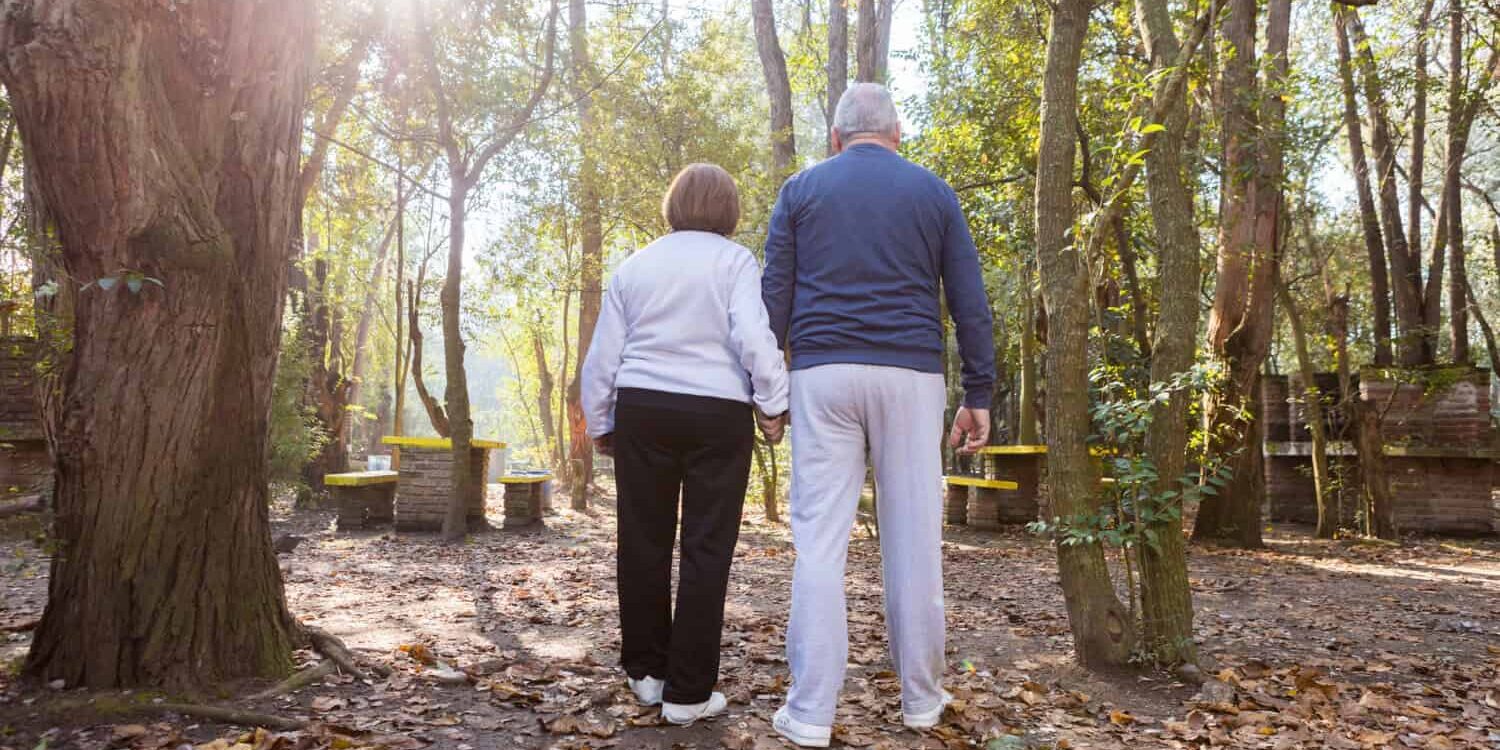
{"left": 949, "top": 407, "right": 990, "bottom": 454}
{"left": 593, "top": 433, "right": 615, "bottom": 457}
{"left": 756, "top": 409, "right": 788, "bottom": 445}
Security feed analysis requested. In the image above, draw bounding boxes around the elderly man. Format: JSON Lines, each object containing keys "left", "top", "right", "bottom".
{"left": 761, "top": 83, "right": 996, "bottom": 746}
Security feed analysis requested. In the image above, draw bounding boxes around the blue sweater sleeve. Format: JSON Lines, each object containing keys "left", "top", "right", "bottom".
{"left": 762, "top": 178, "right": 798, "bottom": 351}
{"left": 939, "top": 186, "right": 996, "bottom": 410}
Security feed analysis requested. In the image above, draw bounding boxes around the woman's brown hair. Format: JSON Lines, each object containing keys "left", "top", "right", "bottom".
{"left": 662, "top": 163, "right": 740, "bottom": 236}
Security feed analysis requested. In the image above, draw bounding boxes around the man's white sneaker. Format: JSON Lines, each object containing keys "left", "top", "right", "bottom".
{"left": 772, "top": 705, "right": 832, "bottom": 748}
{"left": 628, "top": 675, "right": 664, "bottom": 706}
{"left": 902, "top": 690, "right": 954, "bottom": 729}
{"left": 662, "top": 691, "right": 728, "bottom": 725}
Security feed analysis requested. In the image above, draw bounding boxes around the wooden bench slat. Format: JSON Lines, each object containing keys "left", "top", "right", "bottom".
{"left": 499, "top": 473, "right": 555, "bottom": 484}
{"left": 325, "top": 470, "right": 399, "bottom": 487}
{"left": 381, "top": 436, "right": 507, "bottom": 450}
{"left": 978, "top": 445, "right": 1048, "bottom": 455}
{"left": 945, "top": 475, "right": 1020, "bottom": 490}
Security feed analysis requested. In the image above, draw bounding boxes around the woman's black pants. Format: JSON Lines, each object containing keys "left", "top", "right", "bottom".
{"left": 613, "top": 387, "right": 753, "bottom": 705}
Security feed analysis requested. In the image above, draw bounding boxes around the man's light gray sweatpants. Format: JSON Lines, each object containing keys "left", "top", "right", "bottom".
{"left": 784, "top": 364, "right": 947, "bottom": 728}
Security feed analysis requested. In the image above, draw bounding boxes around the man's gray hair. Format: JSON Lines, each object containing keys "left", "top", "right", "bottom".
{"left": 832, "top": 82, "right": 900, "bottom": 140}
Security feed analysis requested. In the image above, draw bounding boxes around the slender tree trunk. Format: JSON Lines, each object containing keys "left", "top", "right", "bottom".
{"left": 855, "top": 0, "right": 890, "bottom": 83}
{"left": 752, "top": 0, "right": 797, "bottom": 175}
{"left": 1333, "top": 10, "right": 1392, "bottom": 366}
{"left": 1446, "top": 0, "right": 1470, "bottom": 362}
{"left": 567, "top": 0, "right": 602, "bottom": 510}
{"left": 1035, "top": 0, "right": 1134, "bottom": 667}
{"left": 4, "top": 0, "right": 312, "bottom": 688}
{"left": 1409, "top": 0, "right": 1433, "bottom": 299}
{"left": 408, "top": 278, "right": 451, "bottom": 438}
{"left": 1133, "top": 0, "right": 1203, "bottom": 667}
{"left": 533, "top": 331, "right": 559, "bottom": 467}
{"left": 392, "top": 153, "right": 409, "bottom": 469}
{"left": 1019, "top": 270, "right": 1039, "bottom": 445}
{"left": 1353, "top": 401, "right": 1397, "bottom": 539}
{"left": 1281, "top": 286, "right": 1333, "bottom": 538}
{"left": 826, "top": 0, "right": 849, "bottom": 155}
{"left": 1347, "top": 12, "right": 1426, "bottom": 365}
{"left": 440, "top": 176, "right": 477, "bottom": 540}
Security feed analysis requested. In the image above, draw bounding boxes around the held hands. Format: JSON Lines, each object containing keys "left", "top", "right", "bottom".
{"left": 756, "top": 409, "right": 788, "bottom": 445}
{"left": 949, "top": 407, "right": 990, "bottom": 454}
{"left": 593, "top": 433, "right": 615, "bottom": 457}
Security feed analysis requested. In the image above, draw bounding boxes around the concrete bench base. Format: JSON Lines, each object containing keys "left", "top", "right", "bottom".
{"left": 501, "top": 473, "right": 555, "bottom": 528}
{"left": 969, "top": 486, "right": 1037, "bottom": 530}
{"left": 325, "top": 471, "right": 398, "bottom": 530}
{"left": 945, "top": 482, "right": 969, "bottom": 525}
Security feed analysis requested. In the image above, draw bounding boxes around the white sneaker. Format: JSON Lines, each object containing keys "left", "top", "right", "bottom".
{"left": 903, "top": 690, "right": 954, "bottom": 729}
{"left": 628, "top": 675, "right": 664, "bottom": 706}
{"left": 772, "top": 705, "right": 832, "bottom": 748}
{"left": 662, "top": 691, "right": 728, "bottom": 725}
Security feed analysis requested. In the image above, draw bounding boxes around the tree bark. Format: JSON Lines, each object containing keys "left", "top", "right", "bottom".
{"left": 1409, "top": 0, "right": 1433, "bottom": 296}
{"left": 1353, "top": 401, "right": 1397, "bottom": 539}
{"left": 566, "top": 0, "right": 601, "bottom": 510}
{"left": 1281, "top": 285, "right": 1334, "bottom": 538}
{"left": 408, "top": 278, "right": 451, "bottom": 438}
{"left": 1446, "top": 0, "right": 1470, "bottom": 362}
{"left": 4, "top": 0, "right": 312, "bottom": 688}
{"left": 1333, "top": 9, "right": 1392, "bottom": 366}
{"left": 1018, "top": 269, "right": 1039, "bottom": 445}
{"left": 1346, "top": 11, "right": 1426, "bottom": 365}
{"left": 1133, "top": 0, "right": 1203, "bottom": 667}
{"left": 826, "top": 0, "right": 849, "bottom": 155}
{"left": 1034, "top": 0, "right": 1134, "bottom": 667}
{"left": 1195, "top": 0, "right": 1287, "bottom": 549}
{"left": 855, "top": 0, "right": 891, "bottom": 83}
{"left": 533, "top": 330, "right": 559, "bottom": 467}
{"left": 753, "top": 0, "right": 797, "bottom": 175}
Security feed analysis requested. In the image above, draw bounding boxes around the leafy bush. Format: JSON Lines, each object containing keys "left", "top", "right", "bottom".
{"left": 268, "top": 310, "right": 328, "bottom": 489}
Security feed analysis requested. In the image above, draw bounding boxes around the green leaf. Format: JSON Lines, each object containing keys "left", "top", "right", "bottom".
{"left": 1140, "top": 123, "right": 1167, "bottom": 135}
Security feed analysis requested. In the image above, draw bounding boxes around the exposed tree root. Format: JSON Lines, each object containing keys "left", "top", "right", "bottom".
{"left": 134, "top": 702, "right": 307, "bottom": 731}
{"left": 251, "top": 660, "right": 337, "bottom": 699}
{"left": 0, "top": 496, "right": 43, "bottom": 518}
{"left": 304, "top": 625, "right": 392, "bottom": 679}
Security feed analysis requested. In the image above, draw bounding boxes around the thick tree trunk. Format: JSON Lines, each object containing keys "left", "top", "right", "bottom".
{"left": 1133, "top": 0, "right": 1202, "bottom": 667}
{"left": 3, "top": 0, "right": 311, "bottom": 688}
{"left": 1197, "top": 0, "right": 1288, "bottom": 549}
{"left": 826, "top": 0, "right": 849, "bottom": 155}
{"left": 1034, "top": 0, "right": 1134, "bottom": 667}
{"left": 567, "top": 0, "right": 601, "bottom": 510}
{"left": 753, "top": 0, "right": 796, "bottom": 175}
{"left": 1347, "top": 12, "right": 1426, "bottom": 365}
{"left": 1333, "top": 10, "right": 1392, "bottom": 367}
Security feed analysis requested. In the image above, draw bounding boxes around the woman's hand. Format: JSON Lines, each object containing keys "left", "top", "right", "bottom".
{"left": 593, "top": 433, "right": 615, "bottom": 457}
{"left": 756, "top": 410, "right": 788, "bottom": 445}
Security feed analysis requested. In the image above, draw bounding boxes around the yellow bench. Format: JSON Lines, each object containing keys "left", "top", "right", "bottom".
{"left": 500, "top": 472, "right": 556, "bottom": 528}
{"left": 325, "top": 470, "right": 398, "bottom": 529}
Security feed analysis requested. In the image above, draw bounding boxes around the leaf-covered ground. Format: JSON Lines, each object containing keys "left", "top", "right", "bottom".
{"left": 2, "top": 485, "right": 1498, "bottom": 749}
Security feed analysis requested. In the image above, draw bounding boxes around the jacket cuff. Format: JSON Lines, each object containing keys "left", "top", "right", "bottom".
{"left": 963, "top": 389, "right": 992, "bottom": 411}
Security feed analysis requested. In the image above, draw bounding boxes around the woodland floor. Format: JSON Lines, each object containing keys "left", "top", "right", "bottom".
{"left": 1, "top": 483, "right": 1498, "bottom": 750}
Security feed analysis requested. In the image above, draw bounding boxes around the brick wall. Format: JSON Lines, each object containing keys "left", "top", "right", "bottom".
{"left": 0, "top": 337, "right": 41, "bottom": 442}
{"left": 1359, "top": 368, "right": 1492, "bottom": 446}
{"left": 394, "top": 446, "right": 490, "bottom": 531}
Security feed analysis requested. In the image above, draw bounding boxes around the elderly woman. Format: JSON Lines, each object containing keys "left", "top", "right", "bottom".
{"left": 581, "top": 163, "right": 789, "bottom": 725}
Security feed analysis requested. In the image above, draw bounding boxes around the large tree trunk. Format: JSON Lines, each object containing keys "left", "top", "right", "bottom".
{"left": 1133, "top": 0, "right": 1202, "bottom": 667}
{"left": 4, "top": 0, "right": 312, "bottom": 688}
{"left": 1346, "top": 12, "right": 1427, "bottom": 365}
{"left": 826, "top": 0, "right": 849, "bottom": 155}
{"left": 753, "top": 0, "right": 796, "bottom": 175}
{"left": 566, "top": 0, "right": 601, "bottom": 510}
{"left": 1195, "top": 0, "right": 1288, "bottom": 549}
{"left": 1034, "top": 0, "right": 1134, "bottom": 667}
{"left": 1332, "top": 9, "right": 1392, "bottom": 367}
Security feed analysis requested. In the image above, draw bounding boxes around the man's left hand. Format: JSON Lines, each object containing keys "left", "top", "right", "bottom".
{"left": 949, "top": 407, "right": 990, "bottom": 454}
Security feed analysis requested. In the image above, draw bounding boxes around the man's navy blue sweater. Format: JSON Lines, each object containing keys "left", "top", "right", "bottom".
{"left": 761, "top": 143, "right": 997, "bottom": 409}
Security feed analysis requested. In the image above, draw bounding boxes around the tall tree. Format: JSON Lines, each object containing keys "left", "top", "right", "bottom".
{"left": 1132, "top": 0, "right": 1211, "bottom": 667}
{"left": 1194, "top": 0, "right": 1289, "bottom": 548}
{"left": 827, "top": 0, "right": 849, "bottom": 155}
{"left": 1034, "top": 0, "right": 1134, "bottom": 667}
{"left": 753, "top": 0, "right": 797, "bottom": 174}
{"left": 418, "top": 0, "right": 560, "bottom": 540}
{"left": 1332, "top": 8, "right": 1393, "bottom": 366}
{"left": 3, "top": 0, "right": 313, "bottom": 687}
{"left": 1445, "top": 0, "right": 1470, "bottom": 361}
{"left": 566, "top": 0, "right": 602, "bottom": 509}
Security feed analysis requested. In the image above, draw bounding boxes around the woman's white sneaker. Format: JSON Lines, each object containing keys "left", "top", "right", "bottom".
{"left": 902, "top": 690, "right": 954, "bottom": 729}
{"left": 662, "top": 691, "right": 728, "bottom": 725}
{"left": 772, "top": 705, "right": 832, "bottom": 748}
{"left": 628, "top": 675, "right": 664, "bottom": 706}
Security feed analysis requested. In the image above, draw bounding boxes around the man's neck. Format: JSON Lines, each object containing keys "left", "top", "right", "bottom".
{"left": 843, "top": 137, "right": 897, "bottom": 152}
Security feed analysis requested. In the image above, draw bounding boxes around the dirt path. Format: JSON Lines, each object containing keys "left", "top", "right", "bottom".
{"left": 2, "top": 488, "right": 1498, "bottom": 749}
